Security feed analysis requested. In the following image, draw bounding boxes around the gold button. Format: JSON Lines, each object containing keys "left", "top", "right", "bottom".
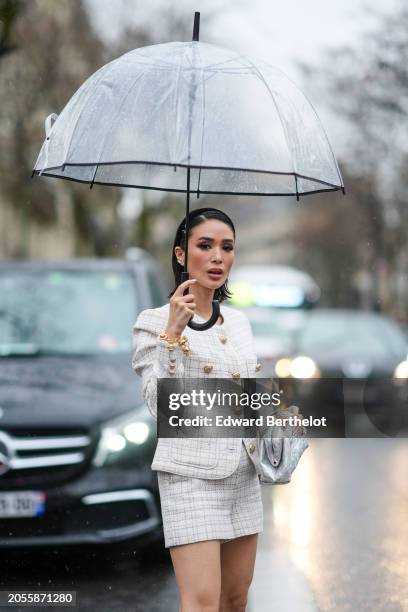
{"left": 255, "top": 363, "right": 262, "bottom": 372}
{"left": 219, "top": 335, "right": 227, "bottom": 344}
{"left": 231, "top": 371, "right": 240, "bottom": 380}
{"left": 203, "top": 365, "right": 213, "bottom": 374}
{"left": 249, "top": 443, "right": 255, "bottom": 453}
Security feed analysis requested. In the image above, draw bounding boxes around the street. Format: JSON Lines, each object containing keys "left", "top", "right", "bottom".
{"left": 250, "top": 438, "right": 408, "bottom": 612}
{"left": 1, "top": 437, "right": 407, "bottom": 611}
{"left": 1, "top": 1, "right": 408, "bottom": 610}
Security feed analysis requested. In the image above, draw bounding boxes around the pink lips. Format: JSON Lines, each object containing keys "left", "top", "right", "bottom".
{"left": 207, "top": 269, "right": 223, "bottom": 279}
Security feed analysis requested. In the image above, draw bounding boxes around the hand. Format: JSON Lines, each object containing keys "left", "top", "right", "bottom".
{"left": 165, "top": 279, "right": 197, "bottom": 337}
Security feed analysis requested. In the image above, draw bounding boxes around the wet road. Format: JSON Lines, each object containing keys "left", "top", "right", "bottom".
{"left": 250, "top": 438, "right": 408, "bottom": 612}
{"left": 1, "top": 544, "right": 177, "bottom": 611}
{"left": 1, "top": 438, "right": 407, "bottom": 611}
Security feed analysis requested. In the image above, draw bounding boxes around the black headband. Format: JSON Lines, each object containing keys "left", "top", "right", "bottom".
{"left": 174, "top": 207, "right": 236, "bottom": 246}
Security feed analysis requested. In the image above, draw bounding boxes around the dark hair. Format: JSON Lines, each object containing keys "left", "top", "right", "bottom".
{"left": 169, "top": 207, "right": 236, "bottom": 302}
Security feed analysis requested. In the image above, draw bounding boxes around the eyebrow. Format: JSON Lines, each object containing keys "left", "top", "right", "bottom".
{"left": 196, "top": 236, "right": 234, "bottom": 243}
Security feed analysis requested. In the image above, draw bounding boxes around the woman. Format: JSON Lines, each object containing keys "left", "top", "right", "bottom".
{"left": 132, "top": 207, "right": 263, "bottom": 612}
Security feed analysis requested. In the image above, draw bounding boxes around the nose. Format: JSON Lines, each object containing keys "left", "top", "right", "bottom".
{"left": 211, "top": 247, "right": 223, "bottom": 263}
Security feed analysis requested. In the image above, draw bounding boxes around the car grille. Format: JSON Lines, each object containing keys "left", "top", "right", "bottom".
{"left": 0, "top": 428, "right": 97, "bottom": 489}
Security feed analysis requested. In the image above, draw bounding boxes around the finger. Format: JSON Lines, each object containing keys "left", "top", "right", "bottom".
{"left": 174, "top": 297, "right": 196, "bottom": 308}
{"left": 173, "top": 279, "right": 197, "bottom": 296}
{"left": 178, "top": 294, "right": 196, "bottom": 303}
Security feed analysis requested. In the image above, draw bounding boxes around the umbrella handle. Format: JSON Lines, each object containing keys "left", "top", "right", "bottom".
{"left": 181, "top": 271, "right": 220, "bottom": 331}
{"left": 187, "top": 300, "right": 220, "bottom": 331}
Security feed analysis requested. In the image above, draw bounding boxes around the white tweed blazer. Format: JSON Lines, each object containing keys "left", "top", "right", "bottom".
{"left": 132, "top": 303, "right": 263, "bottom": 479}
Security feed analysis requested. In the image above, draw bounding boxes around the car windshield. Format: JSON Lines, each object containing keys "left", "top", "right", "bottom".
{"left": 0, "top": 270, "right": 137, "bottom": 355}
{"left": 248, "top": 310, "right": 305, "bottom": 341}
{"left": 230, "top": 282, "right": 307, "bottom": 308}
{"left": 298, "top": 313, "right": 407, "bottom": 357}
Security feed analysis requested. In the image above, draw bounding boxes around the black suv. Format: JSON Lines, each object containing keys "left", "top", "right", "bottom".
{"left": 0, "top": 250, "right": 167, "bottom": 549}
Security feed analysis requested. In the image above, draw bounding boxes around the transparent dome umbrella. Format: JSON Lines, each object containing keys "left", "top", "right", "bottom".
{"left": 33, "top": 12, "right": 345, "bottom": 331}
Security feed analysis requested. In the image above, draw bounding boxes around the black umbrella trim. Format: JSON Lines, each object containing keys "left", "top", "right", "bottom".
{"left": 32, "top": 160, "right": 346, "bottom": 197}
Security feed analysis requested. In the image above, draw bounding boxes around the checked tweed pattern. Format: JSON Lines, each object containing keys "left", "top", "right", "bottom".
{"left": 132, "top": 303, "right": 264, "bottom": 479}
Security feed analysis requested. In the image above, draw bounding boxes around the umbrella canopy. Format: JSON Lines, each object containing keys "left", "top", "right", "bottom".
{"left": 33, "top": 12, "right": 344, "bottom": 329}
{"left": 33, "top": 29, "right": 343, "bottom": 197}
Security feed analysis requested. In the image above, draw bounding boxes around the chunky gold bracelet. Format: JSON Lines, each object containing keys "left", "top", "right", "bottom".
{"left": 178, "top": 335, "right": 190, "bottom": 354}
{"left": 159, "top": 332, "right": 190, "bottom": 354}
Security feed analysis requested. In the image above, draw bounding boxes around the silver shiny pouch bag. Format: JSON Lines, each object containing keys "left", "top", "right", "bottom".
{"left": 258, "top": 405, "right": 309, "bottom": 484}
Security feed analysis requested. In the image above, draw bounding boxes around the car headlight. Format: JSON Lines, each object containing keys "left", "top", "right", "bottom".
{"left": 274, "top": 357, "right": 292, "bottom": 378}
{"left": 93, "top": 407, "right": 153, "bottom": 467}
{"left": 393, "top": 360, "right": 408, "bottom": 380}
{"left": 275, "top": 355, "right": 321, "bottom": 379}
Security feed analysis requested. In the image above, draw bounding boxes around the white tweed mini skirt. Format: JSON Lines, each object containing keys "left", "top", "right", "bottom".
{"left": 157, "top": 440, "right": 263, "bottom": 548}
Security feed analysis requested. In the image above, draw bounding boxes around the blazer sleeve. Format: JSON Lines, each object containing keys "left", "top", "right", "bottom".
{"left": 131, "top": 308, "right": 187, "bottom": 419}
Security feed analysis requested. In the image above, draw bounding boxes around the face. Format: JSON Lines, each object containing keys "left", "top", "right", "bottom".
{"left": 175, "top": 219, "right": 235, "bottom": 290}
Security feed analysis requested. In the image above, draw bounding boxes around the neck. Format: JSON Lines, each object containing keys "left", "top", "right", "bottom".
{"left": 189, "top": 284, "right": 217, "bottom": 319}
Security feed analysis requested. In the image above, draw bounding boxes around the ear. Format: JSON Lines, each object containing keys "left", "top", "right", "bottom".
{"left": 174, "top": 246, "right": 184, "bottom": 265}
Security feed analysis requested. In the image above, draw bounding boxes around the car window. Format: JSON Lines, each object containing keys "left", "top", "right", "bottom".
{"left": 246, "top": 309, "right": 306, "bottom": 341}
{"left": 0, "top": 271, "right": 138, "bottom": 355}
{"left": 229, "top": 282, "right": 308, "bottom": 308}
{"left": 146, "top": 269, "right": 166, "bottom": 307}
{"left": 249, "top": 319, "right": 296, "bottom": 341}
{"left": 298, "top": 314, "right": 407, "bottom": 357}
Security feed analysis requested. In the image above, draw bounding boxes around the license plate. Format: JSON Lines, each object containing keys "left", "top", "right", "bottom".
{"left": 0, "top": 491, "right": 46, "bottom": 517}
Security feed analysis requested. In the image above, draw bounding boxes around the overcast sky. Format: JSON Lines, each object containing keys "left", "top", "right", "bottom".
{"left": 87, "top": 0, "right": 399, "bottom": 72}
{"left": 86, "top": 0, "right": 401, "bottom": 157}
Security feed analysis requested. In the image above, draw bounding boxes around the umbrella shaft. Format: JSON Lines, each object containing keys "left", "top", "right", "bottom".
{"left": 192, "top": 12, "right": 200, "bottom": 42}
{"left": 184, "top": 167, "right": 191, "bottom": 276}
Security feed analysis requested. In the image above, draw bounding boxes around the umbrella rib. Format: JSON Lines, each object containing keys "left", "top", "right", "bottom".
{"left": 126, "top": 58, "right": 253, "bottom": 77}
{"left": 242, "top": 55, "right": 297, "bottom": 189}
{"left": 123, "top": 58, "right": 176, "bottom": 71}
{"left": 138, "top": 43, "right": 250, "bottom": 73}
{"left": 258, "top": 62, "right": 345, "bottom": 193}
{"left": 88, "top": 68, "right": 148, "bottom": 186}
{"left": 136, "top": 44, "right": 185, "bottom": 68}
{"left": 63, "top": 62, "right": 119, "bottom": 169}
{"left": 296, "top": 89, "right": 345, "bottom": 192}
{"left": 196, "top": 43, "right": 206, "bottom": 196}
{"left": 201, "top": 52, "right": 249, "bottom": 72}
{"left": 172, "top": 45, "right": 186, "bottom": 168}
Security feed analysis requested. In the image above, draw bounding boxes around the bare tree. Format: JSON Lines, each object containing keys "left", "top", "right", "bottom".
{"left": 296, "top": 2, "right": 408, "bottom": 316}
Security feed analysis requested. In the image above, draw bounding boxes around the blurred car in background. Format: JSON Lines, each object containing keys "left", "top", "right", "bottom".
{"left": 270, "top": 309, "right": 408, "bottom": 432}
{"left": 0, "top": 250, "right": 167, "bottom": 550}
{"left": 228, "top": 264, "right": 321, "bottom": 310}
{"left": 238, "top": 307, "right": 307, "bottom": 377}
